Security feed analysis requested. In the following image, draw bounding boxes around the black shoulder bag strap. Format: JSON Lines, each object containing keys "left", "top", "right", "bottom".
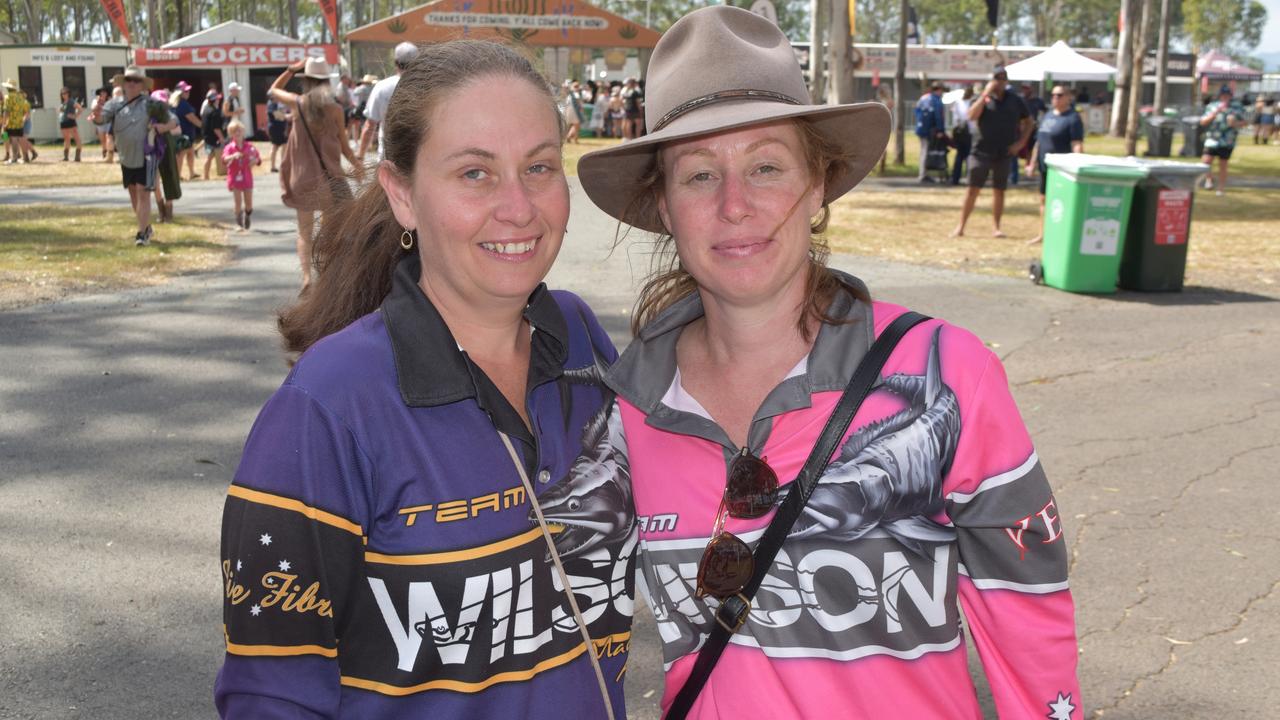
{"left": 666, "top": 310, "right": 931, "bottom": 720}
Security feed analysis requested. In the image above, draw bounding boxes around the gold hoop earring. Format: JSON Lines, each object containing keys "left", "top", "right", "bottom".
{"left": 400, "top": 229, "right": 415, "bottom": 250}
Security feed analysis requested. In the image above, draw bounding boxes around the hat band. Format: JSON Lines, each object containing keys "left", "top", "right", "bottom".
{"left": 652, "top": 89, "right": 803, "bottom": 133}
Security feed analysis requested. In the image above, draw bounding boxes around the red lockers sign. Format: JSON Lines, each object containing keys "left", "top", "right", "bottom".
{"left": 135, "top": 44, "right": 340, "bottom": 67}
{"left": 1153, "top": 189, "right": 1191, "bottom": 245}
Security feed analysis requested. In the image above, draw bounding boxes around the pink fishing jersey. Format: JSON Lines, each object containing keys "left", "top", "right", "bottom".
{"left": 541, "top": 274, "right": 1081, "bottom": 719}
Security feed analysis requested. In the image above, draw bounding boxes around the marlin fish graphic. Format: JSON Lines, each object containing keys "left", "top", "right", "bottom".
{"left": 533, "top": 354, "right": 634, "bottom": 559}
{"left": 789, "top": 326, "right": 960, "bottom": 557}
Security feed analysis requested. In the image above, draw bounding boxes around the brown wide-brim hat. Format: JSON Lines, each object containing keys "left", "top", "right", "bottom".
{"left": 578, "top": 5, "right": 890, "bottom": 234}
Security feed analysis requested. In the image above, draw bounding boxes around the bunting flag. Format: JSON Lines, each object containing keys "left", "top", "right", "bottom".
{"left": 907, "top": 5, "right": 919, "bottom": 44}
{"left": 315, "top": 0, "right": 340, "bottom": 41}
{"left": 985, "top": 0, "right": 999, "bottom": 28}
{"left": 99, "top": 0, "right": 131, "bottom": 44}
{"left": 848, "top": 0, "right": 856, "bottom": 37}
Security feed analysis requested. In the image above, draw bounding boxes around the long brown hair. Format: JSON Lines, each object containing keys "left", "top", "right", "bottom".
{"left": 298, "top": 76, "right": 333, "bottom": 125}
{"left": 624, "top": 117, "right": 869, "bottom": 339}
{"left": 278, "top": 40, "right": 561, "bottom": 358}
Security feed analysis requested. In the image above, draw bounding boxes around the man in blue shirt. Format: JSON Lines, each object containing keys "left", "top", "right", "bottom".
{"left": 1027, "top": 85, "right": 1084, "bottom": 244}
{"left": 172, "top": 81, "right": 202, "bottom": 181}
{"left": 914, "top": 81, "right": 946, "bottom": 182}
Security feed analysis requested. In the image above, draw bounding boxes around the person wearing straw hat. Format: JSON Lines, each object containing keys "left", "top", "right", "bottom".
{"left": 575, "top": 7, "right": 1081, "bottom": 719}
{"left": 216, "top": 40, "right": 631, "bottom": 720}
{"left": 91, "top": 66, "right": 178, "bottom": 246}
{"left": 269, "top": 56, "right": 362, "bottom": 288}
{"left": 1, "top": 78, "right": 33, "bottom": 163}
{"left": 221, "top": 81, "right": 244, "bottom": 133}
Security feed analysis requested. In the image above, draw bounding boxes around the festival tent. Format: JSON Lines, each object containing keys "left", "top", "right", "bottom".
{"left": 135, "top": 21, "right": 341, "bottom": 138}
{"left": 1195, "top": 49, "right": 1261, "bottom": 80}
{"left": 347, "top": 0, "right": 660, "bottom": 81}
{"left": 1003, "top": 40, "right": 1118, "bottom": 82}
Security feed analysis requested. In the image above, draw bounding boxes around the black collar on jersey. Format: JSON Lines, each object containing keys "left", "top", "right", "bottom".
{"left": 381, "top": 254, "right": 569, "bottom": 438}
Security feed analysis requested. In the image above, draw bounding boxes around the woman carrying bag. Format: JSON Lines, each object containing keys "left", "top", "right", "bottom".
{"left": 573, "top": 7, "right": 1082, "bottom": 719}
{"left": 270, "top": 57, "right": 363, "bottom": 289}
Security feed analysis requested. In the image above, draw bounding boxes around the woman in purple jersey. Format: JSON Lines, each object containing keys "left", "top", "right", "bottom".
{"left": 215, "top": 40, "right": 633, "bottom": 720}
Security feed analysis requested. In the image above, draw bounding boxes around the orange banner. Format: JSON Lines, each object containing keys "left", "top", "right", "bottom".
{"left": 315, "top": 0, "right": 340, "bottom": 40}
{"left": 99, "top": 0, "right": 131, "bottom": 44}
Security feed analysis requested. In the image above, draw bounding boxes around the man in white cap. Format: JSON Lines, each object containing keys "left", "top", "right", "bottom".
{"left": 221, "top": 82, "right": 244, "bottom": 134}
{"left": 91, "top": 66, "right": 178, "bottom": 246}
{"left": 358, "top": 41, "right": 418, "bottom": 160}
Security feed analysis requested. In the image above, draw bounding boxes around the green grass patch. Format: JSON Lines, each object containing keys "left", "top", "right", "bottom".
{"left": 0, "top": 203, "right": 231, "bottom": 309}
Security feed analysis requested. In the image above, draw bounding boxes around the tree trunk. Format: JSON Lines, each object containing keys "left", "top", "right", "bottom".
{"left": 829, "top": 0, "right": 853, "bottom": 103}
{"left": 1110, "top": 0, "right": 1134, "bottom": 137}
{"left": 1124, "top": 0, "right": 1152, "bottom": 155}
{"left": 892, "top": 0, "right": 908, "bottom": 164}
{"left": 1152, "top": 0, "right": 1171, "bottom": 114}
{"left": 147, "top": 0, "right": 159, "bottom": 45}
{"left": 20, "top": 0, "right": 40, "bottom": 42}
{"left": 1190, "top": 45, "right": 1202, "bottom": 113}
{"left": 289, "top": 0, "right": 298, "bottom": 38}
{"left": 808, "top": 0, "right": 827, "bottom": 104}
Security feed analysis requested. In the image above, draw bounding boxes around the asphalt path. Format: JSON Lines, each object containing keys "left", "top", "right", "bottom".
{"left": 1, "top": 175, "right": 1277, "bottom": 719}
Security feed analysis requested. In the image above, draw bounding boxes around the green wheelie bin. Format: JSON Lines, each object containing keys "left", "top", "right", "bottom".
{"left": 1036, "top": 155, "right": 1148, "bottom": 293}
{"left": 1119, "top": 159, "right": 1209, "bottom": 291}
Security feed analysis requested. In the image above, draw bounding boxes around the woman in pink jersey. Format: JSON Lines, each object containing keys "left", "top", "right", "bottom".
{"left": 570, "top": 7, "right": 1082, "bottom": 719}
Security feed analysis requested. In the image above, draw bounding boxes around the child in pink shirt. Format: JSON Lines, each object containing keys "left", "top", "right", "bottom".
{"left": 222, "top": 119, "right": 260, "bottom": 230}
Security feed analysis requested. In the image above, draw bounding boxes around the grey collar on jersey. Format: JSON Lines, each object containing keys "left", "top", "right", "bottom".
{"left": 604, "top": 269, "right": 875, "bottom": 451}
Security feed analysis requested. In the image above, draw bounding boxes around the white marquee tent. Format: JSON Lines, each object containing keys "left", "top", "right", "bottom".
{"left": 1004, "top": 40, "right": 1118, "bottom": 82}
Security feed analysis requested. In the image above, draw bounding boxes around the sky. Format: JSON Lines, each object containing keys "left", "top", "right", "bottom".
{"left": 1262, "top": 0, "right": 1280, "bottom": 54}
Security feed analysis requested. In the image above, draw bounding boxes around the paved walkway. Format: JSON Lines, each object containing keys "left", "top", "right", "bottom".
{"left": 1, "top": 178, "right": 1277, "bottom": 718}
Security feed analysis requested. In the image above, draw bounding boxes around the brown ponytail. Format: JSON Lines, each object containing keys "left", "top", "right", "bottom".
{"left": 277, "top": 40, "right": 561, "bottom": 359}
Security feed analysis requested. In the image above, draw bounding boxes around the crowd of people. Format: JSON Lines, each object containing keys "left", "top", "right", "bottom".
{"left": 912, "top": 73, "right": 1270, "bottom": 238}
{"left": 558, "top": 75, "right": 646, "bottom": 141}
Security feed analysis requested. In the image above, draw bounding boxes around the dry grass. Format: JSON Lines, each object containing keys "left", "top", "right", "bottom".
{"left": 826, "top": 184, "right": 1279, "bottom": 293}
{"left": 562, "top": 136, "right": 620, "bottom": 176}
{"left": 0, "top": 203, "right": 231, "bottom": 309}
{"left": 0, "top": 142, "right": 278, "bottom": 190}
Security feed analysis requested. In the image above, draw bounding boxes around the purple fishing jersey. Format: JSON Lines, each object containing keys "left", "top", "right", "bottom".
{"left": 215, "top": 254, "right": 635, "bottom": 719}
